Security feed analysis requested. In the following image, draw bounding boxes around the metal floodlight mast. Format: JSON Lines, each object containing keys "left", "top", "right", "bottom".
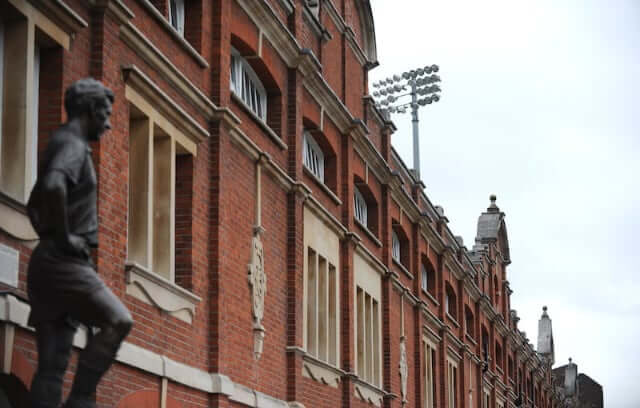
{"left": 371, "top": 64, "right": 442, "bottom": 180}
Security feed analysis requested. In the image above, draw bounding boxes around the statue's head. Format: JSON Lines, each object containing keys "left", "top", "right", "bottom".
{"left": 64, "top": 78, "right": 114, "bottom": 141}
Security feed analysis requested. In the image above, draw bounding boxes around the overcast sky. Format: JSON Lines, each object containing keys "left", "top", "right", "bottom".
{"left": 370, "top": 1, "right": 640, "bottom": 406}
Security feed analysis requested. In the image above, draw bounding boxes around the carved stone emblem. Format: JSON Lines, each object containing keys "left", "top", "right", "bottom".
{"left": 399, "top": 335, "right": 408, "bottom": 404}
{"left": 248, "top": 232, "right": 266, "bottom": 359}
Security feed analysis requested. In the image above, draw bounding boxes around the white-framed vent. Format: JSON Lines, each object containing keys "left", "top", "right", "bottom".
{"left": 303, "top": 131, "right": 324, "bottom": 181}
{"left": 168, "top": 0, "right": 185, "bottom": 36}
{"left": 230, "top": 48, "right": 267, "bottom": 121}
{"left": 354, "top": 186, "right": 368, "bottom": 226}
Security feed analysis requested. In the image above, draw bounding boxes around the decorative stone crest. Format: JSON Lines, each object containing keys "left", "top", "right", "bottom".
{"left": 399, "top": 335, "right": 408, "bottom": 404}
{"left": 248, "top": 229, "right": 266, "bottom": 359}
{"left": 248, "top": 158, "right": 267, "bottom": 360}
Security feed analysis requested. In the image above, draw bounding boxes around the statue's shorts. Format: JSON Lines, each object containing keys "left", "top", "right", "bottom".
{"left": 27, "top": 239, "right": 110, "bottom": 329}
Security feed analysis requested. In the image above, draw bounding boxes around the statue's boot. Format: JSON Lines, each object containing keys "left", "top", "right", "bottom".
{"left": 63, "top": 322, "right": 130, "bottom": 408}
{"left": 30, "top": 374, "right": 65, "bottom": 408}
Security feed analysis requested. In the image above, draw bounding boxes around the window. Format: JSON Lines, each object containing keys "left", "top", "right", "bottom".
{"left": 0, "top": 13, "right": 42, "bottom": 203}
{"left": 465, "top": 306, "right": 474, "bottom": 338}
{"left": 354, "top": 186, "right": 368, "bottom": 226}
{"left": 421, "top": 264, "right": 429, "bottom": 292}
{"left": 230, "top": 48, "right": 267, "bottom": 120}
{"left": 494, "top": 275, "right": 500, "bottom": 307}
{"left": 421, "top": 258, "right": 436, "bottom": 296}
{"left": 303, "top": 131, "right": 324, "bottom": 181}
{"left": 127, "top": 106, "right": 194, "bottom": 283}
{"left": 306, "top": 247, "right": 338, "bottom": 365}
{"left": 445, "top": 283, "right": 457, "bottom": 320}
{"left": 303, "top": 206, "right": 340, "bottom": 368}
{"left": 392, "top": 230, "right": 400, "bottom": 262}
{"left": 168, "top": 0, "right": 185, "bottom": 35}
{"left": 483, "top": 389, "right": 490, "bottom": 408}
{"left": 481, "top": 326, "right": 489, "bottom": 360}
{"left": 356, "top": 285, "right": 381, "bottom": 386}
{"left": 495, "top": 341, "right": 503, "bottom": 371}
{"left": 508, "top": 356, "right": 514, "bottom": 380}
{"left": 423, "top": 340, "right": 436, "bottom": 408}
{"left": 447, "top": 360, "right": 457, "bottom": 408}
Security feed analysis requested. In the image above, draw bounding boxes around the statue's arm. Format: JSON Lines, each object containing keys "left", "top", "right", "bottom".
{"left": 40, "top": 170, "right": 86, "bottom": 256}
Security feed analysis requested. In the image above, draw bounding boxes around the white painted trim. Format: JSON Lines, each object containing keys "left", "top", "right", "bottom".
{"left": 0, "top": 294, "right": 301, "bottom": 407}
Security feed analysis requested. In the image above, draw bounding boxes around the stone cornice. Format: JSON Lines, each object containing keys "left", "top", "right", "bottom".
{"left": 122, "top": 65, "right": 210, "bottom": 143}
{"left": 120, "top": 22, "right": 218, "bottom": 119}
{"left": 90, "top": 0, "right": 134, "bottom": 26}
{"left": 26, "top": 0, "right": 89, "bottom": 40}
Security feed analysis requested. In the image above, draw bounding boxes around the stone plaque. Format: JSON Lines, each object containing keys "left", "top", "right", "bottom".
{"left": 0, "top": 243, "right": 18, "bottom": 288}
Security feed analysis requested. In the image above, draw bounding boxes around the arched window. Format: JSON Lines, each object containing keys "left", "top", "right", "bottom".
{"left": 230, "top": 48, "right": 267, "bottom": 120}
{"left": 391, "top": 230, "right": 400, "bottom": 262}
{"left": 353, "top": 177, "right": 379, "bottom": 236}
{"left": 445, "top": 283, "right": 457, "bottom": 320}
{"left": 465, "top": 305, "right": 474, "bottom": 338}
{"left": 421, "top": 263, "right": 428, "bottom": 292}
{"left": 303, "top": 131, "right": 324, "bottom": 181}
{"left": 354, "top": 186, "right": 368, "bottom": 226}
{"left": 391, "top": 224, "right": 409, "bottom": 268}
{"left": 420, "top": 258, "right": 436, "bottom": 296}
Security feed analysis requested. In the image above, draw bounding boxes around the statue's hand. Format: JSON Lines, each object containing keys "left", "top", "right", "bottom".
{"left": 59, "top": 234, "right": 90, "bottom": 258}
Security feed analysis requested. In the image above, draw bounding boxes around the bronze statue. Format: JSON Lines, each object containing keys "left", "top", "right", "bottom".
{"left": 26, "top": 79, "right": 133, "bottom": 408}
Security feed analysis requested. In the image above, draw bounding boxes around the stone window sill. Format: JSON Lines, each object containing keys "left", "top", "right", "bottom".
{"left": 354, "top": 219, "right": 382, "bottom": 247}
{"left": 302, "top": 352, "right": 344, "bottom": 388}
{"left": 446, "top": 312, "right": 460, "bottom": 328}
{"left": 353, "top": 377, "right": 385, "bottom": 407}
{"left": 392, "top": 257, "right": 413, "bottom": 280}
{"left": 303, "top": 167, "right": 341, "bottom": 205}
{"left": 231, "top": 93, "right": 287, "bottom": 150}
{"left": 0, "top": 192, "right": 38, "bottom": 243}
{"left": 465, "top": 332, "right": 477, "bottom": 346}
{"left": 422, "top": 288, "right": 439, "bottom": 307}
{"left": 125, "top": 261, "right": 201, "bottom": 324}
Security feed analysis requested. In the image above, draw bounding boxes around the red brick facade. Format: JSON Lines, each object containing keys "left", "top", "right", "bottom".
{"left": 0, "top": 0, "right": 566, "bottom": 407}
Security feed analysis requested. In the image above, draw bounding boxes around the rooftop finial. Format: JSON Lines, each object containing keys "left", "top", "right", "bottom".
{"left": 569, "top": 357, "right": 572, "bottom": 364}
{"left": 488, "top": 194, "right": 499, "bottom": 211}
{"left": 543, "top": 305, "right": 548, "bottom": 312}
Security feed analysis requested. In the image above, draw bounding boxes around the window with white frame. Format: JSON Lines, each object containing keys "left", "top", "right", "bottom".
{"left": 0, "top": 13, "right": 46, "bottom": 203}
{"left": 421, "top": 263, "right": 429, "bottom": 292}
{"left": 447, "top": 359, "right": 458, "bottom": 408}
{"left": 423, "top": 340, "right": 436, "bottom": 408}
{"left": 230, "top": 49, "right": 267, "bottom": 120}
{"left": 168, "top": 0, "right": 185, "bottom": 36}
{"left": 392, "top": 230, "right": 400, "bottom": 262}
{"left": 354, "top": 186, "right": 368, "bottom": 226}
{"left": 303, "top": 131, "right": 324, "bottom": 181}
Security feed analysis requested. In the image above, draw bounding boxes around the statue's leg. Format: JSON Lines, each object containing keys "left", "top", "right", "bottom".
{"left": 30, "top": 320, "right": 75, "bottom": 408}
{"left": 63, "top": 286, "right": 132, "bottom": 408}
